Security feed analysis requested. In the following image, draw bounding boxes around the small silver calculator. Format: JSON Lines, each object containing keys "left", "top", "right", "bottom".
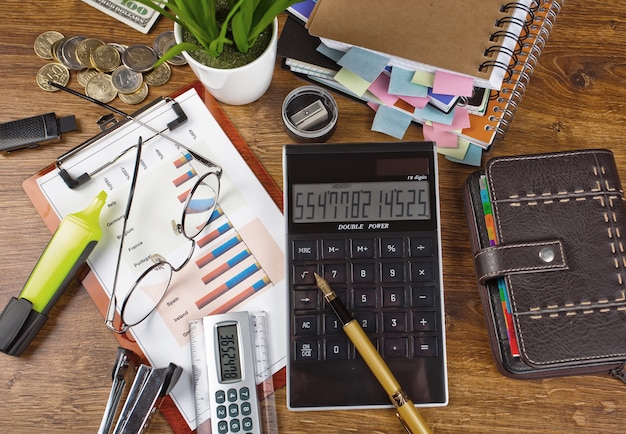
{"left": 201, "top": 312, "right": 261, "bottom": 433}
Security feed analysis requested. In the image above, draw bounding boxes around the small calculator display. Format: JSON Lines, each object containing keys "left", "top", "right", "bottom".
{"left": 284, "top": 142, "right": 448, "bottom": 410}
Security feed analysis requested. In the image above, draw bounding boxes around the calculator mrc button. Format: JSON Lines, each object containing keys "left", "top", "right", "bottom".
{"left": 292, "top": 239, "right": 318, "bottom": 260}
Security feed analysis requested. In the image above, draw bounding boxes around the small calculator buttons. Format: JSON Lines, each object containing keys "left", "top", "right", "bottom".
{"left": 291, "top": 233, "right": 442, "bottom": 362}
{"left": 215, "top": 386, "right": 255, "bottom": 433}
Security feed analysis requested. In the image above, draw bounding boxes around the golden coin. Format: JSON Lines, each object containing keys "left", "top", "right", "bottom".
{"left": 119, "top": 82, "right": 149, "bottom": 105}
{"left": 85, "top": 72, "right": 118, "bottom": 103}
{"left": 76, "top": 38, "right": 105, "bottom": 68}
{"left": 144, "top": 62, "right": 171, "bottom": 86}
{"left": 91, "top": 44, "right": 121, "bottom": 73}
{"left": 34, "top": 31, "right": 65, "bottom": 59}
{"left": 36, "top": 63, "right": 70, "bottom": 91}
{"left": 77, "top": 68, "right": 99, "bottom": 87}
{"left": 51, "top": 37, "right": 68, "bottom": 63}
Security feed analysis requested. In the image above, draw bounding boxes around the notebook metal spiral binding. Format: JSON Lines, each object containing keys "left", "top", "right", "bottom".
{"left": 479, "top": 0, "right": 563, "bottom": 140}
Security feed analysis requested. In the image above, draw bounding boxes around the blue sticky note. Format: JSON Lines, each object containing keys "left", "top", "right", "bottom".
{"left": 371, "top": 105, "right": 413, "bottom": 139}
{"left": 445, "top": 142, "right": 483, "bottom": 166}
{"left": 389, "top": 67, "right": 428, "bottom": 97}
{"left": 316, "top": 43, "right": 344, "bottom": 63}
{"left": 337, "top": 46, "right": 390, "bottom": 83}
{"left": 413, "top": 104, "right": 456, "bottom": 125}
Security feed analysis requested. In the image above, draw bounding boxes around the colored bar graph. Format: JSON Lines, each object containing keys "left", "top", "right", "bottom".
{"left": 195, "top": 262, "right": 262, "bottom": 309}
{"left": 173, "top": 168, "right": 197, "bottom": 187}
{"left": 196, "top": 221, "right": 232, "bottom": 248}
{"left": 173, "top": 152, "right": 192, "bottom": 168}
{"left": 195, "top": 234, "right": 242, "bottom": 268}
{"left": 210, "top": 276, "right": 271, "bottom": 315}
{"left": 201, "top": 249, "right": 251, "bottom": 284}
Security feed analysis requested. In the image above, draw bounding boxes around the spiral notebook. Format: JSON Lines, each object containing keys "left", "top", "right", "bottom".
{"left": 306, "top": 0, "right": 537, "bottom": 90}
{"left": 457, "top": 0, "right": 564, "bottom": 148}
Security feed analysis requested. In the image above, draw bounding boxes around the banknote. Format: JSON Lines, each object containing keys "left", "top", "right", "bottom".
{"left": 81, "top": 0, "right": 165, "bottom": 34}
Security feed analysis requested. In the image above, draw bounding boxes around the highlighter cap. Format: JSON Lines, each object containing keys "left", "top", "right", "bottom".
{"left": 0, "top": 297, "right": 48, "bottom": 356}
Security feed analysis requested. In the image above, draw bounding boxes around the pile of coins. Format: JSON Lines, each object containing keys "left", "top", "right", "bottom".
{"left": 34, "top": 31, "right": 187, "bottom": 105}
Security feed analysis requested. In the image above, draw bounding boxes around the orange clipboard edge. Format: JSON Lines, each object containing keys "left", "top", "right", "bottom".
{"left": 22, "top": 80, "right": 285, "bottom": 434}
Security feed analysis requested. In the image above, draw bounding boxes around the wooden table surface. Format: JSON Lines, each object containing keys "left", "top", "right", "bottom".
{"left": 1, "top": 1, "right": 625, "bottom": 433}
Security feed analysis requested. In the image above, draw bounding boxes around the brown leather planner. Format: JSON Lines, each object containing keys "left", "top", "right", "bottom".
{"left": 464, "top": 149, "right": 626, "bottom": 381}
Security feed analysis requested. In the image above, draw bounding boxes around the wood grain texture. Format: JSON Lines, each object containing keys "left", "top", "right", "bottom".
{"left": 1, "top": 1, "right": 625, "bottom": 432}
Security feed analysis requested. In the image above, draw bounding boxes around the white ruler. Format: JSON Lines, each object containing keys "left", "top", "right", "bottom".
{"left": 189, "top": 311, "right": 277, "bottom": 434}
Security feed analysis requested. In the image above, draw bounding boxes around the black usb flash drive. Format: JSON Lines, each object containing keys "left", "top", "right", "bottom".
{"left": 0, "top": 112, "right": 77, "bottom": 152}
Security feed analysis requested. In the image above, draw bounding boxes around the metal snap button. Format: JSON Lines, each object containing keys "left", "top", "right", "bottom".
{"left": 538, "top": 247, "right": 555, "bottom": 263}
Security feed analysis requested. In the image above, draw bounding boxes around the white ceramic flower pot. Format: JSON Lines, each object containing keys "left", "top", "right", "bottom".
{"left": 174, "top": 18, "right": 278, "bottom": 105}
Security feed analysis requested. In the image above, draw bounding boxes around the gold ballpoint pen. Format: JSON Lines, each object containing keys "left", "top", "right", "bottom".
{"left": 314, "top": 273, "right": 432, "bottom": 434}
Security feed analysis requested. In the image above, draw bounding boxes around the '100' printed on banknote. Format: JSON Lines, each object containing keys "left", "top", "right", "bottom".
{"left": 81, "top": 0, "right": 166, "bottom": 34}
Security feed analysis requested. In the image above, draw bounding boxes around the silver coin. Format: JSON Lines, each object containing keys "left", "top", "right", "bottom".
{"left": 161, "top": 37, "right": 187, "bottom": 66}
{"left": 111, "top": 65, "right": 143, "bottom": 93}
{"left": 34, "top": 31, "right": 65, "bottom": 59}
{"left": 60, "top": 35, "right": 87, "bottom": 70}
{"left": 122, "top": 44, "right": 158, "bottom": 72}
{"left": 36, "top": 63, "right": 70, "bottom": 91}
{"left": 85, "top": 72, "right": 118, "bottom": 103}
{"left": 153, "top": 31, "right": 176, "bottom": 58}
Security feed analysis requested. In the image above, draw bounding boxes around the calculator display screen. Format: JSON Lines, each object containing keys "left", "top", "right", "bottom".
{"left": 292, "top": 181, "right": 430, "bottom": 223}
{"left": 217, "top": 324, "right": 242, "bottom": 382}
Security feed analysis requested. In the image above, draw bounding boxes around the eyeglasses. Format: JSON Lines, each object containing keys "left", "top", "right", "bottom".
{"left": 104, "top": 135, "right": 222, "bottom": 334}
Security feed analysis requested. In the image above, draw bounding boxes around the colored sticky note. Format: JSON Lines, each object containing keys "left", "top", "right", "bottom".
{"left": 412, "top": 70, "right": 435, "bottom": 87}
{"left": 413, "top": 104, "right": 456, "bottom": 125}
{"left": 316, "top": 43, "right": 344, "bottom": 62}
{"left": 445, "top": 142, "right": 483, "bottom": 166}
{"left": 389, "top": 67, "right": 429, "bottom": 97}
{"left": 337, "top": 46, "right": 390, "bottom": 83}
{"left": 334, "top": 67, "right": 371, "bottom": 97}
{"left": 368, "top": 73, "right": 398, "bottom": 106}
{"left": 432, "top": 106, "right": 471, "bottom": 132}
{"left": 423, "top": 124, "right": 458, "bottom": 148}
{"left": 432, "top": 70, "right": 474, "bottom": 97}
{"left": 436, "top": 138, "right": 471, "bottom": 160}
{"left": 371, "top": 105, "right": 413, "bottom": 139}
{"left": 400, "top": 95, "right": 429, "bottom": 109}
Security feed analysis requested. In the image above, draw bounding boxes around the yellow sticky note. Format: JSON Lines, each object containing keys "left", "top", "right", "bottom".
{"left": 436, "top": 137, "right": 470, "bottom": 160}
{"left": 334, "top": 67, "right": 371, "bottom": 97}
{"left": 412, "top": 70, "right": 435, "bottom": 88}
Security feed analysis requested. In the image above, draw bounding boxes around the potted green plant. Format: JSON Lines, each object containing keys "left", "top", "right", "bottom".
{"left": 136, "top": 0, "right": 301, "bottom": 105}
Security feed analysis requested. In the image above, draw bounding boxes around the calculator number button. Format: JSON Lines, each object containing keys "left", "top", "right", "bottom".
{"left": 325, "top": 339, "right": 350, "bottom": 360}
{"left": 353, "top": 311, "right": 377, "bottom": 332}
{"left": 382, "top": 287, "right": 405, "bottom": 307}
{"left": 353, "top": 288, "right": 377, "bottom": 308}
{"left": 323, "top": 263, "right": 347, "bottom": 284}
{"left": 383, "top": 312, "right": 407, "bottom": 333}
{"left": 352, "top": 263, "right": 376, "bottom": 283}
{"left": 381, "top": 262, "right": 405, "bottom": 283}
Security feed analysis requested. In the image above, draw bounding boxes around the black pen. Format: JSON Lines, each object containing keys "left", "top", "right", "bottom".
{"left": 314, "top": 273, "right": 432, "bottom": 434}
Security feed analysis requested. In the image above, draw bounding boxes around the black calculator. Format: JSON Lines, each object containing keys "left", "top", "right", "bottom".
{"left": 284, "top": 142, "right": 448, "bottom": 410}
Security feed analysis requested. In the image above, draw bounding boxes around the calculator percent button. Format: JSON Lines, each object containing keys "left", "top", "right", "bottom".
{"left": 380, "top": 237, "right": 404, "bottom": 258}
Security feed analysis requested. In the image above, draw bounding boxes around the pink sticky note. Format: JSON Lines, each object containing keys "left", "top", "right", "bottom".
{"left": 432, "top": 106, "right": 471, "bottom": 133}
{"left": 399, "top": 95, "right": 429, "bottom": 109}
{"left": 432, "top": 71, "right": 474, "bottom": 97}
{"left": 423, "top": 124, "right": 459, "bottom": 148}
{"left": 368, "top": 73, "right": 398, "bottom": 106}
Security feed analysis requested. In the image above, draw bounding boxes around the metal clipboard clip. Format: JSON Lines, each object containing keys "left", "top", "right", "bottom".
{"left": 99, "top": 347, "right": 183, "bottom": 434}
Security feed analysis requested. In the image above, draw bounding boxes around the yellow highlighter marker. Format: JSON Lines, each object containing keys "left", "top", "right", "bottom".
{"left": 0, "top": 190, "right": 107, "bottom": 356}
{"left": 315, "top": 273, "right": 432, "bottom": 434}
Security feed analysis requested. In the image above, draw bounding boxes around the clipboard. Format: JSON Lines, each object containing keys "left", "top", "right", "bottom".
{"left": 22, "top": 81, "right": 285, "bottom": 434}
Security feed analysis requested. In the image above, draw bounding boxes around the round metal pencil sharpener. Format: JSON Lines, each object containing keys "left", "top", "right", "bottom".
{"left": 282, "top": 85, "right": 338, "bottom": 142}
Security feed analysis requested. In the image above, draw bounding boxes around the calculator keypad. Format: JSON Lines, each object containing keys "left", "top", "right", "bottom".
{"left": 214, "top": 386, "right": 254, "bottom": 433}
{"left": 291, "top": 233, "right": 441, "bottom": 362}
